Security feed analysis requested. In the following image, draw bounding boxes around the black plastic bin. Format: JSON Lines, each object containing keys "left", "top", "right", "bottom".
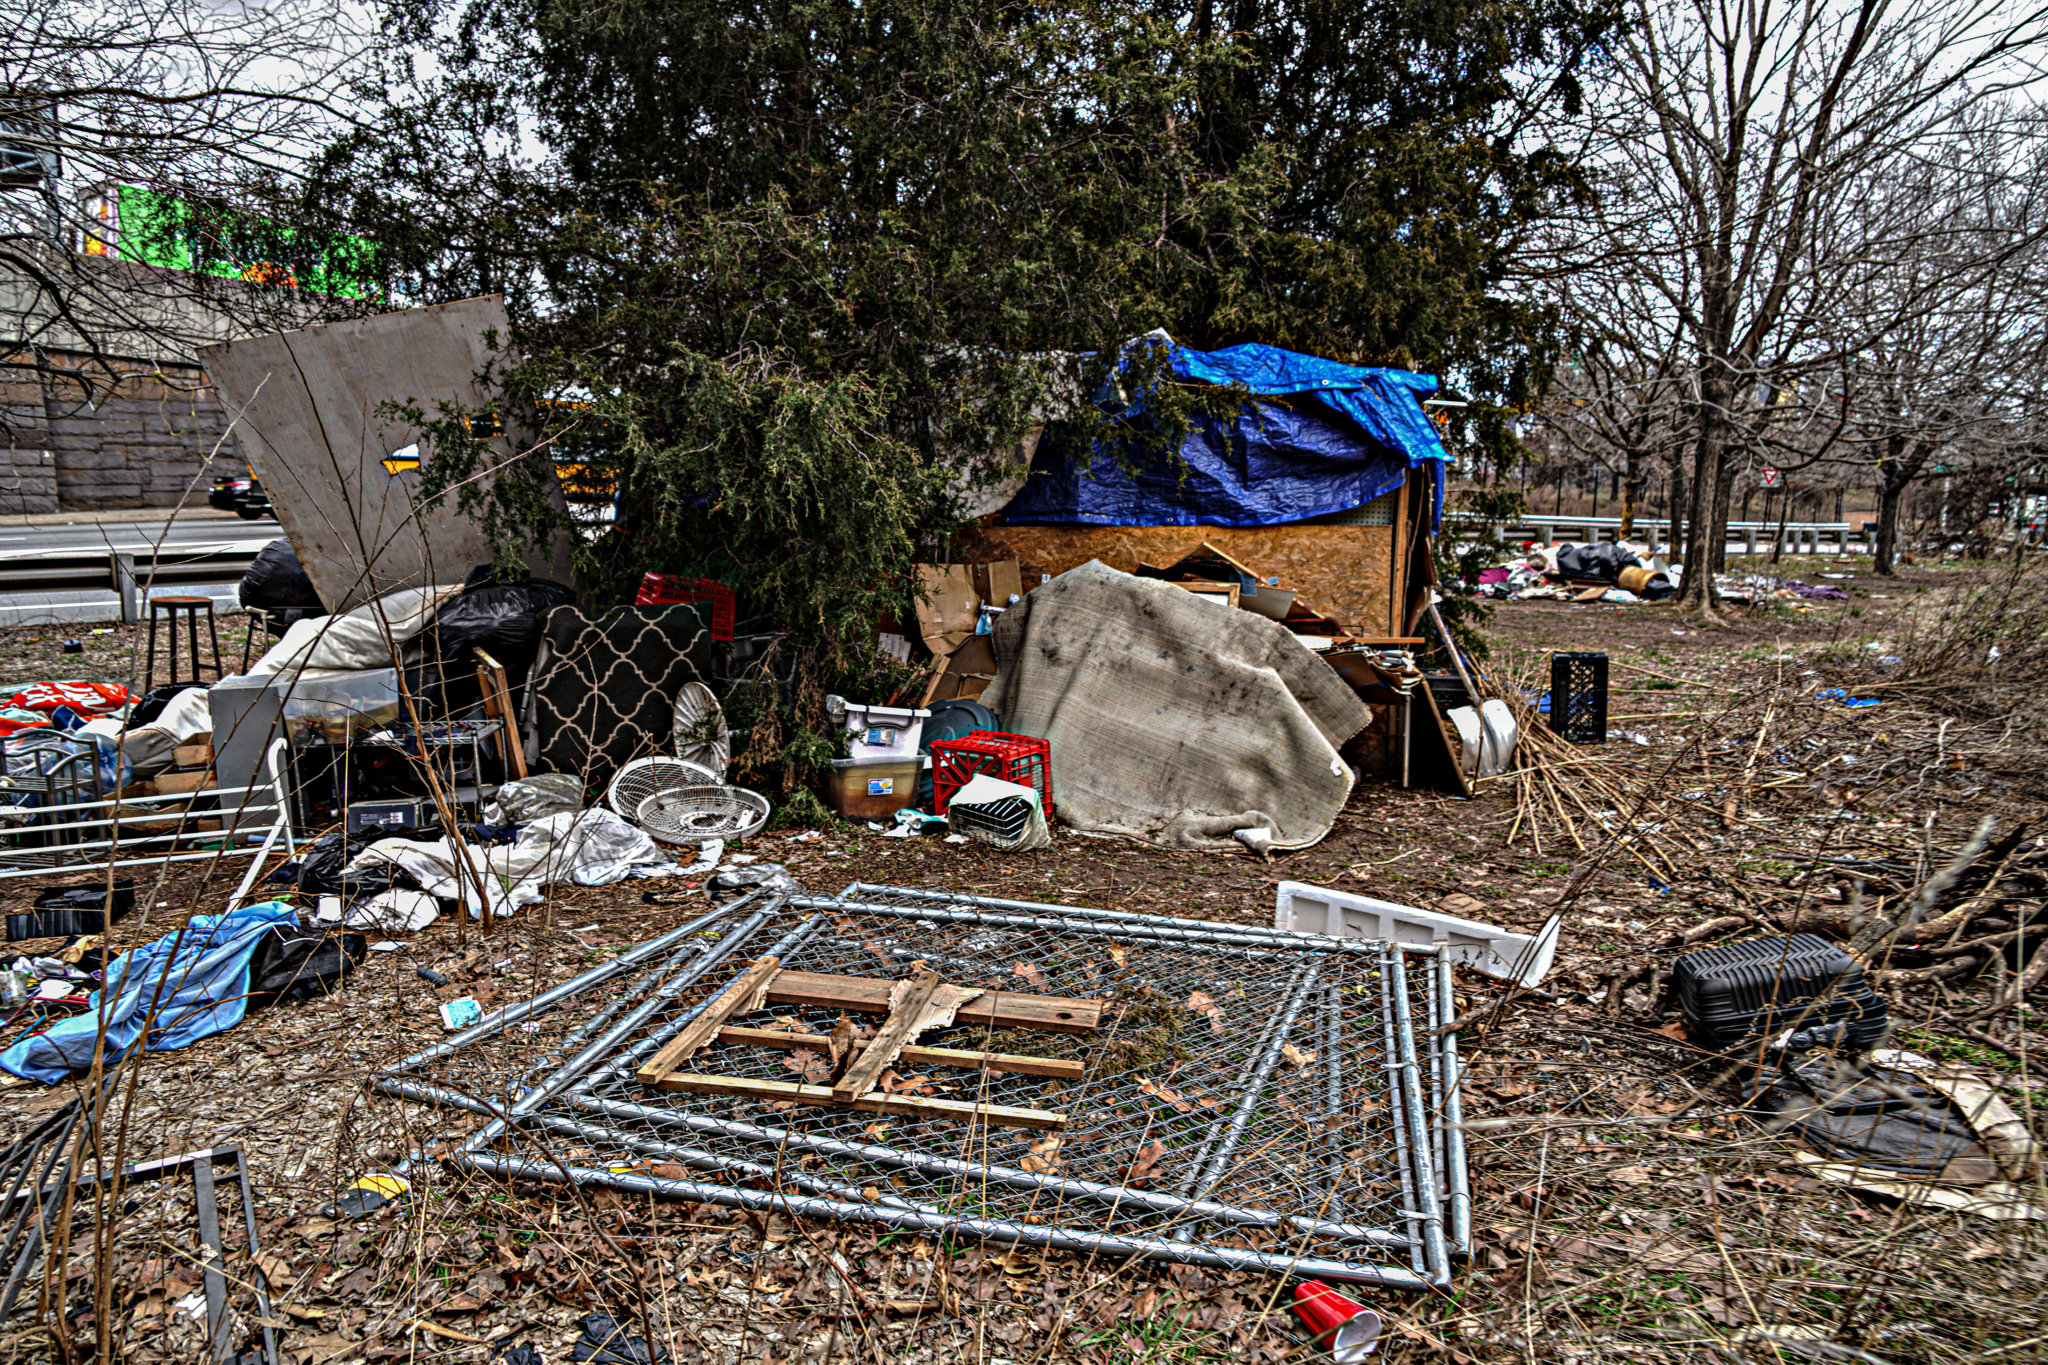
{"left": 1670, "top": 934, "right": 1888, "bottom": 1054}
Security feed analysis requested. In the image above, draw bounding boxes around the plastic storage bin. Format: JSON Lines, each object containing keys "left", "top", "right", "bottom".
{"left": 930, "top": 731, "right": 1053, "bottom": 821}
{"left": 824, "top": 757, "right": 921, "bottom": 820}
{"left": 1671, "top": 934, "right": 1887, "bottom": 1054}
{"left": 281, "top": 668, "right": 406, "bottom": 746}
{"left": 841, "top": 703, "right": 930, "bottom": 760}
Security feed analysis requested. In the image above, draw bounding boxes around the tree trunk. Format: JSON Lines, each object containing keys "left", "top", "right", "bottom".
{"left": 1675, "top": 393, "right": 1728, "bottom": 608}
{"left": 1620, "top": 446, "right": 1643, "bottom": 540}
{"left": 1874, "top": 475, "right": 1907, "bottom": 575}
{"left": 1708, "top": 453, "right": 1734, "bottom": 574}
{"left": 1666, "top": 451, "right": 1689, "bottom": 562}
{"left": 1769, "top": 483, "right": 1793, "bottom": 565}
{"left": 1873, "top": 435, "right": 1919, "bottom": 577}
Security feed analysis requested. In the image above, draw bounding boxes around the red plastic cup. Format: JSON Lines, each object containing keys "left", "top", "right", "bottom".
{"left": 1292, "top": 1280, "right": 1383, "bottom": 1361}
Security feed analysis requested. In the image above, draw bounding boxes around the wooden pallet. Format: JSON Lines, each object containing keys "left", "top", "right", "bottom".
{"left": 637, "top": 959, "right": 1100, "bottom": 1129}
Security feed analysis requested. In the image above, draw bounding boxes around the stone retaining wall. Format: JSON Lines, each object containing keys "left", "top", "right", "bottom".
{"left": 0, "top": 359, "right": 236, "bottom": 513}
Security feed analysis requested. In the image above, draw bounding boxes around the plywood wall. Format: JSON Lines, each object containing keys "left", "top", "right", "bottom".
{"left": 956, "top": 473, "right": 1417, "bottom": 637}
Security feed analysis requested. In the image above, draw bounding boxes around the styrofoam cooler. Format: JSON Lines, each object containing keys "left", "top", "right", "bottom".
{"left": 841, "top": 703, "right": 931, "bottom": 760}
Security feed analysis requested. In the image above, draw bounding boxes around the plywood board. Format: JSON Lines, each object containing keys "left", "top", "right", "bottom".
{"left": 956, "top": 522, "right": 1402, "bottom": 636}
{"left": 833, "top": 969, "right": 946, "bottom": 1101}
{"left": 198, "top": 296, "right": 573, "bottom": 613}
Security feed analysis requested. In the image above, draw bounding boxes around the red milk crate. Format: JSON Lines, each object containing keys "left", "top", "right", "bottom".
{"left": 634, "top": 573, "right": 735, "bottom": 641}
{"left": 930, "top": 731, "right": 1054, "bottom": 822}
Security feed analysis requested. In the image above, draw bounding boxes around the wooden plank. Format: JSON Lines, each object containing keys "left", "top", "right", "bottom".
{"left": 651, "top": 1074, "right": 1066, "bottom": 1131}
{"left": 715, "top": 1027, "right": 1085, "bottom": 1080}
{"left": 473, "top": 648, "right": 528, "bottom": 779}
{"left": 832, "top": 970, "right": 944, "bottom": 1103}
{"left": 637, "top": 957, "right": 783, "bottom": 1085}
{"left": 764, "top": 971, "right": 1103, "bottom": 1034}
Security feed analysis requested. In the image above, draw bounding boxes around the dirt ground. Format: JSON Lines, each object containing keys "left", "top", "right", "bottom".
{"left": 0, "top": 556, "right": 2040, "bottom": 1365}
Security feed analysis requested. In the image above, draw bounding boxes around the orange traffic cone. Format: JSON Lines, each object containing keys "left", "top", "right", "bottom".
{"left": 1292, "top": 1280, "right": 1382, "bottom": 1361}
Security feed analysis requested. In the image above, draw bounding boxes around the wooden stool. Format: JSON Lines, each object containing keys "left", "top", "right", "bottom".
{"left": 144, "top": 595, "right": 225, "bottom": 694}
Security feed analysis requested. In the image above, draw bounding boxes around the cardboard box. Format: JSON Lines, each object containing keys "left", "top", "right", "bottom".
{"left": 973, "top": 559, "right": 1023, "bottom": 610}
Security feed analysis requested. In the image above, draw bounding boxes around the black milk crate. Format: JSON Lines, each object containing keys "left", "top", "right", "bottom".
{"left": 1549, "top": 651, "right": 1608, "bottom": 743}
{"left": 1671, "top": 934, "right": 1888, "bottom": 1055}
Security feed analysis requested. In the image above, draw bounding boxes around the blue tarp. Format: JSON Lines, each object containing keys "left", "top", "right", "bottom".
{"left": 0, "top": 901, "right": 296, "bottom": 1084}
{"left": 1001, "top": 335, "right": 1452, "bottom": 529}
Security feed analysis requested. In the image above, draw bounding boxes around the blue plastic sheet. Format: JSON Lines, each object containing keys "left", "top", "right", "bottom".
{"left": 0, "top": 901, "right": 298, "bottom": 1084}
{"left": 1002, "top": 335, "right": 1452, "bottom": 529}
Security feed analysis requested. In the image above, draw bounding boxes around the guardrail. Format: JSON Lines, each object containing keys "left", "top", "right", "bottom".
{"left": 1448, "top": 515, "right": 1868, "bottom": 556}
{"left": 0, "top": 542, "right": 265, "bottom": 621}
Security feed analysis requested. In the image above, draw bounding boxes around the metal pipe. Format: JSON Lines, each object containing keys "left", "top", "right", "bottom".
{"left": 1389, "top": 946, "right": 1449, "bottom": 1280}
{"left": 383, "top": 900, "right": 742, "bottom": 1079}
{"left": 559, "top": 1091, "right": 1414, "bottom": 1250}
{"left": 1172, "top": 960, "right": 1312, "bottom": 1204}
{"left": 190, "top": 1153, "right": 233, "bottom": 1363}
{"left": 456, "top": 1152, "right": 1443, "bottom": 1290}
{"left": 382, "top": 1077, "right": 937, "bottom": 1215}
{"left": 1319, "top": 984, "right": 1348, "bottom": 1226}
{"left": 232, "top": 1153, "right": 281, "bottom": 1365}
{"left": 1181, "top": 958, "right": 1323, "bottom": 1205}
{"left": 0, "top": 1099, "right": 87, "bottom": 1319}
{"left": 1424, "top": 956, "right": 1448, "bottom": 1216}
{"left": 788, "top": 894, "right": 1418, "bottom": 958}
{"left": 1377, "top": 946, "right": 1427, "bottom": 1279}
{"left": 1437, "top": 955, "right": 1471, "bottom": 1256}
{"left": 448, "top": 906, "right": 773, "bottom": 1162}
{"left": 839, "top": 883, "right": 1418, "bottom": 951}
{"left": 517, "top": 932, "right": 716, "bottom": 1085}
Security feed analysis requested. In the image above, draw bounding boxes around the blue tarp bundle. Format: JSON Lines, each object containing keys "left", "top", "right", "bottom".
{"left": 0, "top": 901, "right": 296, "bottom": 1084}
{"left": 1001, "top": 334, "right": 1452, "bottom": 529}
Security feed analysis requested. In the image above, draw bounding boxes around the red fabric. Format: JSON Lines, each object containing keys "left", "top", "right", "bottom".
{"left": 7, "top": 681, "right": 133, "bottom": 716}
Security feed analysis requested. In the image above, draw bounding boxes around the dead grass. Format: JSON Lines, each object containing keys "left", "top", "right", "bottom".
{"left": 0, "top": 567, "right": 2041, "bottom": 1364}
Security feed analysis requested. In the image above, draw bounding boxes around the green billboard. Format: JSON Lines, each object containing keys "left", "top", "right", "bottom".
{"left": 110, "top": 184, "right": 377, "bottom": 299}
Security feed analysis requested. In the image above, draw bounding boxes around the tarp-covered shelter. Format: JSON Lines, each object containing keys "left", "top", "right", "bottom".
{"left": 957, "top": 333, "right": 1452, "bottom": 639}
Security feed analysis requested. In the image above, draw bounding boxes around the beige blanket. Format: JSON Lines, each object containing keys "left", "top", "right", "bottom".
{"left": 982, "top": 561, "right": 1370, "bottom": 852}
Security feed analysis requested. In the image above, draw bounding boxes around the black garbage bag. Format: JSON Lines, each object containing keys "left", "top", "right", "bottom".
{"left": 409, "top": 564, "right": 575, "bottom": 679}
{"left": 269, "top": 829, "right": 369, "bottom": 896}
{"left": 1754, "top": 1057, "right": 1991, "bottom": 1178}
{"left": 247, "top": 924, "right": 368, "bottom": 1006}
{"left": 130, "top": 682, "right": 206, "bottom": 728}
{"left": 1553, "top": 542, "right": 1642, "bottom": 582}
{"left": 570, "top": 1314, "right": 672, "bottom": 1364}
{"left": 238, "top": 539, "right": 325, "bottom": 633}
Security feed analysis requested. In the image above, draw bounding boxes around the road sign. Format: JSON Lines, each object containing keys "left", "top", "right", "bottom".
{"left": 1761, "top": 467, "right": 1782, "bottom": 488}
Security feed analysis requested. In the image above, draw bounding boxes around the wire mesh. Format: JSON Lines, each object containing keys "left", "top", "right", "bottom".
{"left": 380, "top": 884, "right": 1468, "bottom": 1288}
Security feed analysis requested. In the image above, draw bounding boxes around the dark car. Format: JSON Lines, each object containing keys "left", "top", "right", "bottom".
{"left": 208, "top": 475, "right": 274, "bottom": 520}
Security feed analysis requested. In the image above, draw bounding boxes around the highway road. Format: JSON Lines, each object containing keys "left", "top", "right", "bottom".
{"left": 0, "top": 512, "right": 282, "bottom": 627}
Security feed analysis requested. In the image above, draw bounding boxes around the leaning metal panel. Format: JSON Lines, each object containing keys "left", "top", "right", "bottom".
{"left": 379, "top": 885, "right": 1468, "bottom": 1288}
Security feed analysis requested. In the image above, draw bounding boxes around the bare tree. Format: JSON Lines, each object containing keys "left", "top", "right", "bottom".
{"left": 0, "top": 0, "right": 369, "bottom": 415}
{"left": 1822, "top": 112, "right": 2048, "bottom": 572}
{"left": 1544, "top": 0, "right": 2048, "bottom": 611}
{"left": 1538, "top": 264, "right": 1695, "bottom": 545}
